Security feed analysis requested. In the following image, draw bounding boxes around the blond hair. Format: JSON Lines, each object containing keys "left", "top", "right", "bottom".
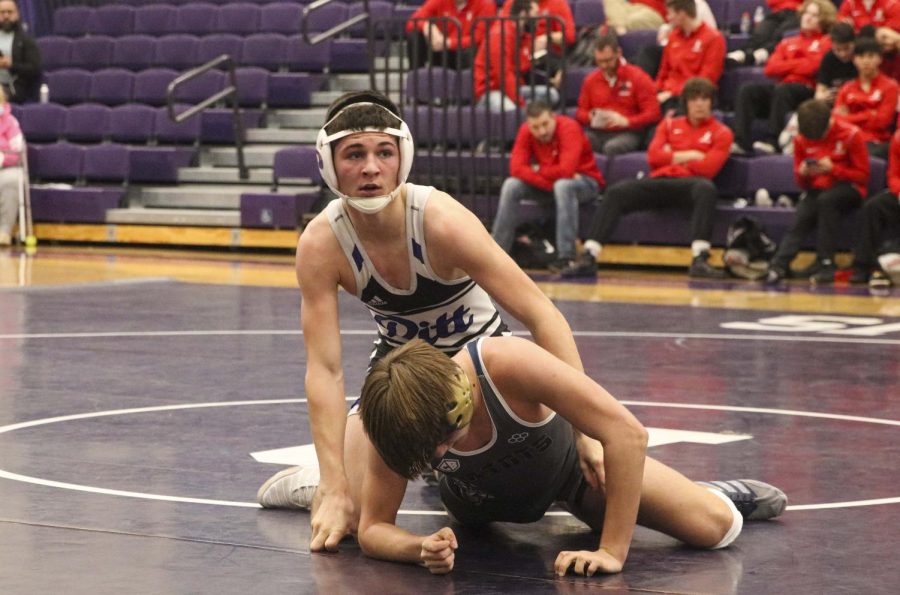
{"left": 359, "top": 339, "right": 461, "bottom": 479}
{"left": 800, "top": 0, "right": 837, "bottom": 33}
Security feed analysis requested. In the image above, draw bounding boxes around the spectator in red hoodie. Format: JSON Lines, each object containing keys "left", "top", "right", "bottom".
{"left": 850, "top": 127, "right": 900, "bottom": 288}
{"left": 655, "top": 0, "right": 726, "bottom": 114}
{"left": 576, "top": 32, "right": 661, "bottom": 155}
{"left": 562, "top": 78, "right": 731, "bottom": 278}
{"left": 731, "top": 0, "right": 835, "bottom": 155}
{"left": 491, "top": 100, "right": 606, "bottom": 267}
{"left": 832, "top": 36, "right": 899, "bottom": 158}
{"left": 766, "top": 99, "right": 870, "bottom": 284}
{"left": 838, "top": 0, "right": 900, "bottom": 32}
{"left": 405, "top": 0, "right": 497, "bottom": 70}
{"left": 727, "top": 0, "right": 804, "bottom": 66}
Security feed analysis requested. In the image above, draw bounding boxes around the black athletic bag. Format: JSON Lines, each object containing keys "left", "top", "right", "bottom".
{"left": 723, "top": 216, "right": 777, "bottom": 280}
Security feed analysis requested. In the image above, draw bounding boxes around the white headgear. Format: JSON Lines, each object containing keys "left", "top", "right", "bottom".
{"left": 316, "top": 96, "right": 415, "bottom": 214}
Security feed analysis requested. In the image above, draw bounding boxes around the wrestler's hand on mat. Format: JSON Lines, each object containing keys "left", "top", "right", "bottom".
{"left": 420, "top": 527, "right": 458, "bottom": 574}
{"left": 574, "top": 434, "right": 605, "bottom": 490}
{"left": 555, "top": 548, "right": 623, "bottom": 576}
{"left": 309, "top": 488, "right": 354, "bottom": 552}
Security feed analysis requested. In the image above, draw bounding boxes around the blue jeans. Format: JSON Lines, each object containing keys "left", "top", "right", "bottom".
{"left": 476, "top": 86, "right": 561, "bottom": 113}
{"left": 491, "top": 176, "right": 600, "bottom": 260}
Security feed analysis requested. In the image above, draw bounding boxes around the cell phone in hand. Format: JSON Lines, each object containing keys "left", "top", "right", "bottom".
{"left": 804, "top": 158, "right": 818, "bottom": 166}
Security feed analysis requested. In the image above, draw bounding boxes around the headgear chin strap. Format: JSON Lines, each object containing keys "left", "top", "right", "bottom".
{"left": 445, "top": 370, "right": 474, "bottom": 432}
{"left": 316, "top": 101, "right": 414, "bottom": 214}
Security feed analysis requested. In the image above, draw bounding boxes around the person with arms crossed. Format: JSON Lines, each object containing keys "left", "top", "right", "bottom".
{"left": 356, "top": 337, "right": 786, "bottom": 575}
{"left": 255, "top": 91, "right": 605, "bottom": 551}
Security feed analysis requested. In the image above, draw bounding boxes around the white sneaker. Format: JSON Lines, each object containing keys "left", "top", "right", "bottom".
{"left": 257, "top": 465, "right": 320, "bottom": 510}
{"left": 754, "top": 188, "right": 772, "bottom": 207}
{"left": 727, "top": 49, "right": 747, "bottom": 64}
{"left": 775, "top": 194, "right": 794, "bottom": 208}
{"left": 752, "top": 141, "right": 776, "bottom": 155}
{"left": 730, "top": 142, "right": 748, "bottom": 155}
{"left": 752, "top": 48, "right": 769, "bottom": 65}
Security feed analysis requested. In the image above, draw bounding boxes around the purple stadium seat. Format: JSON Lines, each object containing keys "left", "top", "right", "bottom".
{"left": 200, "top": 108, "right": 264, "bottom": 144}
{"left": 30, "top": 142, "right": 85, "bottom": 182}
{"left": 155, "top": 34, "right": 200, "bottom": 71}
{"left": 89, "top": 5, "right": 136, "bottom": 37}
{"left": 726, "top": 0, "right": 767, "bottom": 30}
{"left": 305, "top": 3, "right": 348, "bottom": 33}
{"left": 348, "top": 1, "right": 394, "bottom": 37}
{"left": 330, "top": 39, "right": 374, "bottom": 73}
{"left": 154, "top": 105, "right": 201, "bottom": 144}
{"left": 573, "top": 0, "right": 605, "bottom": 28}
{"left": 30, "top": 186, "right": 126, "bottom": 224}
{"left": 869, "top": 157, "right": 887, "bottom": 196}
{"left": 241, "top": 33, "right": 288, "bottom": 70}
{"left": 53, "top": 6, "right": 93, "bottom": 37}
{"left": 405, "top": 67, "right": 470, "bottom": 104}
{"left": 37, "top": 36, "right": 73, "bottom": 71}
{"left": 563, "top": 66, "right": 593, "bottom": 106}
{"left": 240, "top": 193, "right": 318, "bottom": 229}
{"left": 272, "top": 145, "right": 321, "bottom": 188}
{"left": 133, "top": 68, "right": 179, "bottom": 106}
{"left": 17, "top": 103, "right": 67, "bottom": 143}
{"left": 44, "top": 69, "right": 92, "bottom": 105}
{"left": 128, "top": 146, "right": 197, "bottom": 183}
{"left": 619, "top": 29, "right": 658, "bottom": 63}
{"left": 217, "top": 3, "right": 261, "bottom": 35}
{"left": 606, "top": 151, "right": 651, "bottom": 185}
{"left": 267, "top": 73, "right": 324, "bottom": 107}
{"left": 260, "top": 2, "right": 301, "bottom": 35}
{"left": 109, "top": 104, "right": 157, "bottom": 143}
{"left": 175, "top": 3, "right": 219, "bottom": 35}
{"left": 134, "top": 4, "right": 177, "bottom": 36}
{"left": 82, "top": 143, "right": 130, "bottom": 183}
{"left": 112, "top": 35, "right": 158, "bottom": 71}
{"left": 173, "top": 69, "right": 226, "bottom": 104}
{"left": 69, "top": 36, "right": 115, "bottom": 70}
{"left": 714, "top": 156, "right": 751, "bottom": 198}
{"left": 460, "top": 109, "right": 520, "bottom": 145}
{"left": 709, "top": 0, "right": 729, "bottom": 28}
{"left": 402, "top": 105, "right": 450, "bottom": 146}
{"left": 197, "top": 34, "right": 244, "bottom": 65}
{"left": 717, "top": 66, "right": 773, "bottom": 110}
{"left": 63, "top": 103, "right": 111, "bottom": 143}
{"left": 285, "top": 36, "right": 331, "bottom": 72}
{"left": 89, "top": 69, "right": 135, "bottom": 106}
{"left": 234, "top": 67, "right": 270, "bottom": 107}
{"left": 742, "top": 154, "right": 800, "bottom": 195}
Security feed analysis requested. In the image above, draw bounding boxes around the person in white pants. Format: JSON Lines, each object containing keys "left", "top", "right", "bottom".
{"left": 0, "top": 85, "right": 23, "bottom": 246}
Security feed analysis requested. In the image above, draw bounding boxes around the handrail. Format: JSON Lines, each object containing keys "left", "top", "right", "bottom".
{"left": 301, "top": 0, "right": 370, "bottom": 46}
{"left": 166, "top": 54, "right": 248, "bottom": 181}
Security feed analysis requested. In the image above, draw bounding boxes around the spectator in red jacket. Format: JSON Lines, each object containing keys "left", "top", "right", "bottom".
{"left": 562, "top": 78, "right": 731, "bottom": 278}
{"left": 603, "top": 0, "right": 666, "bottom": 35}
{"left": 656, "top": 0, "right": 726, "bottom": 114}
{"left": 766, "top": 99, "right": 870, "bottom": 284}
{"left": 731, "top": 0, "right": 835, "bottom": 155}
{"left": 576, "top": 32, "right": 661, "bottom": 155}
{"left": 501, "top": 0, "right": 575, "bottom": 50}
{"left": 850, "top": 127, "right": 900, "bottom": 288}
{"left": 838, "top": 0, "right": 900, "bottom": 32}
{"left": 832, "top": 36, "right": 899, "bottom": 158}
{"left": 491, "top": 100, "right": 606, "bottom": 266}
{"left": 474, "top": 0, "right": 559, "bottom": 111}
{"left": 727, "top": 0, "right": 804, "bottom": 66}
{"left": 405, "top": 0, "right": 497, "bottom": 70}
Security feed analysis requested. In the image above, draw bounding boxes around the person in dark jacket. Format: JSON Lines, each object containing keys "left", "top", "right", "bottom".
{"left": 0, "top": 0, "right": 42, "bottom": 104}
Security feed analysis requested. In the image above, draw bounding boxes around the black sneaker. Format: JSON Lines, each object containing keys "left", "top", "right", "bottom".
{"left": 546, "top": 257, "right": 572, "bottom": 273}
{"left": 848, "top": 267, "right": 871, "bottom": 284}
{"left": 810, "top": 260, "right": 836, "bottom": 284}
{"left": 559, "top": 253, "right": 598, "bottom": 278}
{"left": 689, "top": 253, "right": 726, "bottom": 278}
{"left": 697, "top": 479, "right": 787, "bottom": 521}
{"left": 765, "top": 265, "right": 785, "bottom": 285}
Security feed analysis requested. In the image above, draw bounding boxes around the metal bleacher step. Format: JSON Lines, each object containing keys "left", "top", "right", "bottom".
{"left": 105, "top": 207, "right": 241, "bottom": 227}
{"left": 245, "top": 128, "right": 318, "bottom": 143}
{"left": 311, "top": 89, "right": 402, "bottom": 107}
{"left": 138, "top": 185, "right": 251, "bottom": 209}
{"left": 177, "top": 165, "right": 275, "bottom": 184}
{"left": 330, "top": 73, "right": 404, "bottom": 93}
{"left": 271, "top": 108, "right": 328, "bottom": 129}
{"left": 207, "top": 144, "right": 294, "bottom": 168}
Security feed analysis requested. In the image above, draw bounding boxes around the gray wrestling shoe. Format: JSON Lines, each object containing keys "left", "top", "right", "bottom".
{"left": 698, "top": 479, "right": 787, "bottom": 521}
{"left": 257, "top": 465, "right": 320, "bottom": 510}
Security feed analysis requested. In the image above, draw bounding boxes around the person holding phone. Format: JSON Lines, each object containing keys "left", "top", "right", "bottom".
{"left": 765, "top": 98, "right": 870, "bottom": 284}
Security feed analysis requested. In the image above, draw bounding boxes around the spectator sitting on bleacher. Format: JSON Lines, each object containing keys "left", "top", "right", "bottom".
{"left": 655, "top": 0, "right": 725, "bottom": 115}
{"left": 474, "top": 0, "right": 559, "bottom": 111}
{"left": 603, "top": 0, "right": 666, "bottom": 35}
{"left": 500, "top": 0, "right": 576, "bottom": 53}
{"left": 0, "top": 0, "right": 41, "bottom": 104}
{"left": 405, "top": 0, "right": 497, "bottom": 70}
{"left": 815, "top": 23, "right": 858, "bottom": 105}
{"left": 575, "top": 31, "right": 661, "bottom": 155}
{"left": 561, "top": 77, "right": 731, "bottom": 279}
{"left": 0, "top": 86, "right": 22, "bottom": 246}
{"left": 849, "top": 126, "right": 900, "bottom": 288}
{"left": 765, "top": 99, "right": 870, "bottom": 285}
{"left": 491, "top": 99, "right": 606, "bottom": 269}
{"left": 838, "top": 0, "right": 900, "bottom": 33}
{"left": 633, "top": 0, "right": 717, "bottom": 79}
{"left": 731, "top": 0, "right": 835, "bottom": 155}
{"left": 832, "top": 36, "right": 899, "bottom": 158}
{"left": 874, "top": 25, "right": 900, "bottom": 79}
{"left": 727, "top": 1, "right": 803, "bottom": 67}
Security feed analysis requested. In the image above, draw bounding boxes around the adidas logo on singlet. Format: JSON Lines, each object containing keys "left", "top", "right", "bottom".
{"left": 367, "top": 295, "right": 388, "bottom": 307}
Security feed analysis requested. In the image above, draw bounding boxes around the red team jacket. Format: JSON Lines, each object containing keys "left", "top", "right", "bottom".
{"left": 575, "top": 63, "right": 661, "bottom": 131}
{"left": 838, "top": 0, "right": 900, "bottom": 30}
{"left": 767, "top": 0, "right": 802, "bottom": 12}
{"left": 888, "top": 128, "right": 900, "bottom": 195}
{"left": 406, "top": 0, "right": 497, "bottom": 51}
{"left": 833, "top": 74, "right": 900, "bottom": 143}
{"left": 510, "top": 115, "right": 606, "bottom": 191}
{"left": 501, "top": 0, "right": 576, "bottom": 46}
{"left": 764, "top": 30, "right": 832, "bottom": 87}
{"left": 632, "top": 0, "right": 666, "bottom": 18}
{"left": 647, "top": 115, "right": 734, "bottom": 179}
{"left": 793, "top": 119, "right": 870, "bottom": 197}
{"left": 656, "top": 22, "right": 726, "bottom": 96}
{"left": 473, "top": 20, "right": 532, "bottom": 103}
